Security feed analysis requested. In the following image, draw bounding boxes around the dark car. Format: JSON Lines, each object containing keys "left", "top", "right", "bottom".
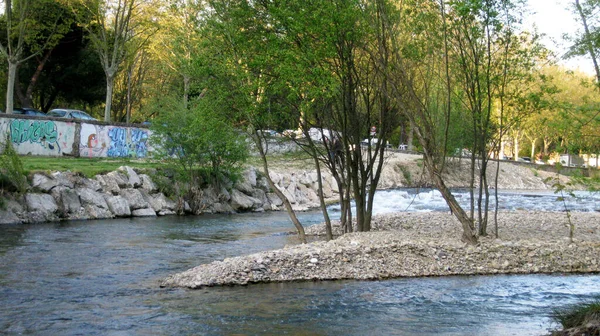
{"left": 47, "top": 108, "right": 97, "bottom": 121}
{"left": 12, "top": 107, "right": 46, "bottom": 117}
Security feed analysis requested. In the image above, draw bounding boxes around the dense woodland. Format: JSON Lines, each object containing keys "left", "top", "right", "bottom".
{"left": 1, "top": 0, "right": 599, "bottom": 243}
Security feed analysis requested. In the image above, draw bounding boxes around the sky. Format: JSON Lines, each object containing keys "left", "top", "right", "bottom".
{"left": 525, "top": 0, "right": 596, "bottom": 75}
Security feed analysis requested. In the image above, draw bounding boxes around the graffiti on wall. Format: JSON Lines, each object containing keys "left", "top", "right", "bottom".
{"left": 4, "top": 118, "right": 76, "bottom": 156}
{"left": 79, "top": 123, "right": 150, "bottom": 158}
{"left": 80, "top": 123, "right": 108, "bottom": 158}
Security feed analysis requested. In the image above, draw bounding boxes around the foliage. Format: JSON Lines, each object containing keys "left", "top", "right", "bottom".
{"left": 552, "top": 297, "right": 600, "bottom": 330}
{"left": 0, "top": 137, "right": 28, "bottom": 195}
{"left": 149, "top": 94, "right": 248, "bottom": 188}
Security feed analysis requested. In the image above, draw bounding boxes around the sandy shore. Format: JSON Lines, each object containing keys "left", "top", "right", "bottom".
{"left": 160, "top": 210, "right": 600, "bottom": 289}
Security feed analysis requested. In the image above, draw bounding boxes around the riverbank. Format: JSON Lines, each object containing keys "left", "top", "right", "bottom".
{"left": 1, "top": 152, "right": 566, "bottom": 225}
{"left": 160, "top": 211, "right": 600, "bottom": 288}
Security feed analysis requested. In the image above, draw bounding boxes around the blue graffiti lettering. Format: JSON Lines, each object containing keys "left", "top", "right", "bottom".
{"left": 131, "top": 129, "right": 148, "bottom": 158}
{"left": 107, "top": 127, "right": 129, "bottom": 157}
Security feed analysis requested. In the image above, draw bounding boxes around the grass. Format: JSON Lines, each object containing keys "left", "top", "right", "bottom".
{"left": 20, "top": 156, "right": 162, "bottom": 178}
{"left": 552, "top": 298, "right": 600, "bottom": 330}
{"left": 18, "top": 150, "right": 315, "bottom": 179}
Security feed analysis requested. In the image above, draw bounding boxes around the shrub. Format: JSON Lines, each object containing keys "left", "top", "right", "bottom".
{"left": 0, "top": 137, "right": 28, "bottom": 195}
{"left": 552, "top": 299, "right": 600, "bottom": 330}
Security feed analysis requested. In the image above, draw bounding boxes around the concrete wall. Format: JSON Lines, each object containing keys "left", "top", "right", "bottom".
{"left": 79, "top": 123, "right": 150, "bottom": 158}
{"left": 0, "top": 114, "right": 151, "bottom": 158}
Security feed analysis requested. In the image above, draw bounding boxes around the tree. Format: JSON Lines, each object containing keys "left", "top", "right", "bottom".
{"left": 0, "top": 0, "right": 71, "bottom": 113}
{"left": 571, "top": 0, "right": 600, "bottom": 87}
{"left": 74, "top": 0, "right": 155, "bottom": 122}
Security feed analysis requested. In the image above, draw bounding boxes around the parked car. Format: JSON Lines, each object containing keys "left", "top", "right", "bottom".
{"left": 47, "top": 108, "right": 97, "bottom": 121}
{"left": 12, "top": 107, "right": 46, "bottom": 117}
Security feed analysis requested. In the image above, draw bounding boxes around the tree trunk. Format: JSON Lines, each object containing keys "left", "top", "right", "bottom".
{"left": 314, "top": 155, "right": 333, "bottom": 241}
{"left": 183, "top": 75, "right": 190, "bottom": 109}
{"left": 5, "top": 61, "right": 18, "bottom": 114}
{"left": 23, "top": 50, "right": 52, "bottom": 108}
{"left": 513, "top": 134, "right": 519, "bottom": 160}
{"left": 530, "top": 138, "right": 536, "bottom": 160}
{"left": 575, "top": 0, "right": 600, "bottom": 86}
{"left": 104, "top": 74, "right": 115, "bottom": 122}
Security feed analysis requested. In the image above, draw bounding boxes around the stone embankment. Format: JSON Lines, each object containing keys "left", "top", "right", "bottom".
{"left": 0, "top": 165, "right": 341, "bottom": 225}
{"left": 0, "top": 152, "right": 562, "bottom": 225}
{"left": 160, "top": 211, "right": 600, "bottom": 288}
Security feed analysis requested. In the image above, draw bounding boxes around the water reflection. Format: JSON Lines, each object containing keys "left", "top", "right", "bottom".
{"left": 0, "top": 192, "right": 598, "bottom": 335}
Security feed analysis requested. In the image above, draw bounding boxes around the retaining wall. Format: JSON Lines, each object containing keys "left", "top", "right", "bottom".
{"left": 0, "top": 114, "right": 152, "bottom": 158}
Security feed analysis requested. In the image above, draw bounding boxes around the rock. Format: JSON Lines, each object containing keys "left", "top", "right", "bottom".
{"left": 139, "top": 174, "right": 157, "bottom": 192}
{"left": 266, "top": 193, "right": 283, "bottom": 207}
{"left": 105, "top": 171, "right": 129, "bottom": 188}
{"left": 141, "top": 191, "right": 175, "bottom": 212}
{"left": 105, "top": 195, "right": 131, "bottom": 217}
{"left": 256, "top": 176, "right": 270, "bottom": 191}
{"left": 81, "top": 177, "right": 102, "bottom": 192}
{"left": 158, "top": 209, "right": 176, "bottom": 216}
{"left": 96, "top": 175, "right": 120, "bottom": 195}
{"left": 120, "top": 188, "right": 148, "bottom": 210}
{"left": 84, "top": 204, "right": 115, "bottom": 219}
{"left": 25, "top": 193, "right": 58, "bottom": 213}
{"left": 132, "top": 208, "right": 157, "bottom": 217}
{"left": 244, "top": 168, "right": 257, "bottom": 187}
{"left": 77, "top": 187, "right": 109, "bottom": 209}
{"left": 212, "top": 202, "right": 235, "bottom": 213}
{"left": 0, "top": 209, "right": 20, "bottom": 225}
{"left": 119, "top": 166, "right": 141, "bottom": 188}
{"left": 269, "top": 172, "right": 281, "bottom": 185}
{"left": 51, "top": 172, "right": 76, "bottom": 189}
{"left": 230, "top": 189, "right": 262, "bottom": 211}
{"left": 56, "top": 187, "right": 82, "bottom": 215}
{"left": 31, "top": 173, "right": 58, "bottom": 192}
{"left": 218, "top": 186, "right": 231, "bottom": 203}
{"left": 234, "top": 179, "right": 254, "bottom": 194}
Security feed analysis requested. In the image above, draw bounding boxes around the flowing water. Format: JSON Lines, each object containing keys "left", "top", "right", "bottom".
{"left": 1, "top": 189, "right": 599, "bottom": 335}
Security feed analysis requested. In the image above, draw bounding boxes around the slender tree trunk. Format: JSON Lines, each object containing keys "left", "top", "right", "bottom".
{"left": 513, "top": 134, "right": 520, "bottom": 160}
{"left": 5, "top": 61, "right": 18, "bottom": 113}
{"left": 183, "top": 75, "right": 190, "bottom": 109}
{"left": 314, "top": 154, "right": 333, "bottom": 241}
{"left": 105, "top": 74, "right": 115, "bottom": 122}
{"left": 23, "top": 50, "right": 52, "bottom": 107}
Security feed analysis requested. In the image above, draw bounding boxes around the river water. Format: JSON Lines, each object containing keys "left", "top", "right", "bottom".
{"left": 1, "top": 189, "right": 599, "bottom": 335}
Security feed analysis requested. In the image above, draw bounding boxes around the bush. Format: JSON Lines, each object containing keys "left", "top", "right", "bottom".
{"left": 149, "top": 95, "right": 248, "bottom": 189}
{"left": 552, "top": 298, "right": 600, "bottom": 330}
{"left": 0, "top": 137, "right": 28, "bottom": 195}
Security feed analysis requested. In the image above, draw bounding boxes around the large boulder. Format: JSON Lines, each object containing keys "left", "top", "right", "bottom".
{"left": 132, "top": 208, "right": 157, "bottom": 217}
{"left": 0, "top": 209, "right": 20, "bottom": 225}
{"left": 139, "top": 174, "right": 157, "bottom": 193}
{"left": 52, "top": 187, "right": 82, "bottom": 215}
{"left": 230, "top": 189, "right": 262, "bottom": 211}
{"left": 120, "top": 188, "right": 149, "bottom": 210}
{"left": 105, "top": 195, "right": 131, "bottom": 217}
{"left": 51, "top": 172, "right": 76, "bottom": 189}
{"left": 266, "top": 193, "right": 283, "bottom": 207}
{"left": 95, "top": 175, "right": 121, "bottom": 195}
{"left": 25, "top": 193, "right": 59, "bottom": 222}
{"left": 141, "top": 191, "right": 175, "bottom": 212}
{"left": 25, "top": 193, "right": 58, "bottom": 213}
{"left": 118, "top": 166, "right": 142, "bottom": 188}
{"left": 32, "top": 173, "right": 58, "bottom": 192}
{"left": 105, "top": 171, "right": 129, "bottom": 188}
{"left": 243, "top": 168, "right": 257, "bottom": 187}
{"left": 77, "top": 187, "right": 109, "bottom": 209}
{"left": 83, "top": 204, "right": 115, "bottom": 219}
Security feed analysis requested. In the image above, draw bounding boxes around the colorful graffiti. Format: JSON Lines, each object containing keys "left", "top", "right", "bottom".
{"left": 106, "top": 127, "right": 149, "bottom": 158}
{"left": 79, "top": 123, "right": 150, "bottom": 158}
{"left": 3, "top": 118, "right": 76, "bottom": 156}
{"left": 79, "top": 123, "right": 108, "bottom": 158}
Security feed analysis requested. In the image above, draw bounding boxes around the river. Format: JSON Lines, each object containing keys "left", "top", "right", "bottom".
{"left": 1, "top": 189, "right": 599, "bottom": 335}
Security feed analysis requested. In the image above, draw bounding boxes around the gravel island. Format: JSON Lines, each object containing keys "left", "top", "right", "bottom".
{"left": 160, "top": 210, "right": 600, "bottom": 289}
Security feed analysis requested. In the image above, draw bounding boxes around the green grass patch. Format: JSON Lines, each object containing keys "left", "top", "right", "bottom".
{"left": 20, "top": 156, "right": 162, "bottom": 178}
{"left": 552, "top": 298, "right": 600, "bottom": 330}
